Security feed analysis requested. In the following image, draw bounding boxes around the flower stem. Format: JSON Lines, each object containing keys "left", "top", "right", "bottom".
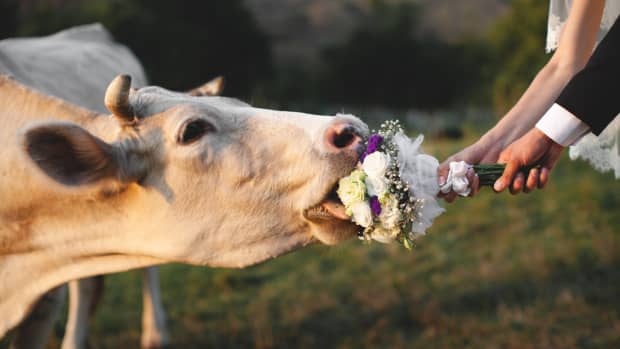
{"left": 474, "top": 164, "right": 541, "bottom": 186}
{"left": 473, "top": 164, "right": 505, "bottom": 186}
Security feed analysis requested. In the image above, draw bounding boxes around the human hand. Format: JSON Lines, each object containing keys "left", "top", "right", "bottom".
{"left": 438, "top": 138, "right": 505, "bottom": 202}
{"left": 493, "top": 128, "right": 564, "bottom": 194}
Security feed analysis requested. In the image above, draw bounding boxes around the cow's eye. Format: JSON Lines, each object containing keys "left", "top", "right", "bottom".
{"left": 178, "top": 119, "right": 215, "bottom": 144}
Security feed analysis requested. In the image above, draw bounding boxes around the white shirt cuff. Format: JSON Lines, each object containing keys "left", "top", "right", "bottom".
{"left": 536, "top": 103, "right": 590, "bottom": 146}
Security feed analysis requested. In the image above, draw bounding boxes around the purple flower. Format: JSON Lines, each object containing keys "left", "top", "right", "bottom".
{"left": 361, "top": 134, "right": 384, "bottom": 162}
{"left": 369, "top": 196, "right": 382, "bottom": 216}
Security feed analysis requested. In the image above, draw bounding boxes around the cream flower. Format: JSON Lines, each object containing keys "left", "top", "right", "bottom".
{"left": 337, "top": 169, "right": 367, "bottom": 207}
{"left": 348, "top": 201, "right": 373, "bottom": 228}
{"left": 369, "top": 226, "right": 400, "bottom": 244}
{"left": 379, "top": 194, "right": 402, "bottom": 229}
{"left": 362, "top": 151, "right": 389, "bottom": 179}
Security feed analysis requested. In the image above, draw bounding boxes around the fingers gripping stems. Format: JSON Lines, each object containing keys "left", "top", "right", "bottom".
{"left": 440, "top": 161, "right": 544, "bottom": 198}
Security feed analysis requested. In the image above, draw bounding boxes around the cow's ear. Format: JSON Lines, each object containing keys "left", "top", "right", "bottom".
{"left": 188, "top": 76, "right": 225, "bottom": 96}
{"left": 23, "top": 122, "right": 134, "bottom": 186}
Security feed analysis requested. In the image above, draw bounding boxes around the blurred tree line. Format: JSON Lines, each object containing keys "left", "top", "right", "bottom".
{"left": 488, "top": 0, "right": 549, "bottom": 114}
{"left": 0, "top": 0, "right": 548, "bottom": 115}
{"left": 318, "top": 0, "right": 488, "bottom": 110}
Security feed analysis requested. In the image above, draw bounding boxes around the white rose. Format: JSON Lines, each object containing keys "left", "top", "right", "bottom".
{"left": 370, "top": 226, "right": 400, "bottom": 244}
{"left": 365, "top": 176, "right": 388, "bottom": 198}
{"left": 362, "top": 152, "right": 389, "bottom": 179}
{"left": 348, "top": 201, "right": 373, "bottom": 228}
{"left": 379, "top": 195, "right": 402, "bottom": 229}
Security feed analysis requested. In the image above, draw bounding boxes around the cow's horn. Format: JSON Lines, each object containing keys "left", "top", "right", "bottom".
{"left": 105, "top": 74, "right": 136, "bottom": 124}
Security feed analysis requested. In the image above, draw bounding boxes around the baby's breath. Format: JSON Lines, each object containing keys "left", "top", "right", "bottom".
{"left": 357, "top": 120, "right": 422, "bottom": 249}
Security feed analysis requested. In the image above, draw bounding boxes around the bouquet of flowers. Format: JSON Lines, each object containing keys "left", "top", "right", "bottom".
{"left": 337, "top": 120, "right": 504, "bottom": 249}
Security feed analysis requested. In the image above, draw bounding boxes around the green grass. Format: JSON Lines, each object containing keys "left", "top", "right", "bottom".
{"left": 3, "top": 135, "right": 620, "bottom": 349}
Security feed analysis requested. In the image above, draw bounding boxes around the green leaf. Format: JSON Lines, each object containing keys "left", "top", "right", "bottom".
{"left": 403, "top": 238, "right": 413, "bottom": 250}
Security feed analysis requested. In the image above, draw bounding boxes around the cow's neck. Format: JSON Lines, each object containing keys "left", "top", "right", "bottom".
{"left": 0, "top": 76, "right": 173, "bottom": 337}
{"left": 0, "top": 182, "right": 176, "bottom": 337}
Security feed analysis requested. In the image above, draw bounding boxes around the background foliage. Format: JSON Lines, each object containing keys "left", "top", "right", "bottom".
{"left": 318, "top": 1, "right": 486, "bottom": 110}
{"left": 2, "top": 0, "right": 273, "bottom": 97}
{"left": 0, "top": 0, "right": 548, "bottom": 113}
{"left": 488, "top": 0, "right": 549, "bottom": 114}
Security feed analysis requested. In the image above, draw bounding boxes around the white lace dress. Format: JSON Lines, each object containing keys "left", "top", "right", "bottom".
{"left": 547, "top": 0, "right": 620, "bottom": 178}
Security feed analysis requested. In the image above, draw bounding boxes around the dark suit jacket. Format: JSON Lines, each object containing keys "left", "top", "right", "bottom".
{"left": 556, "top": 16, "right": 620, "bottom": 135}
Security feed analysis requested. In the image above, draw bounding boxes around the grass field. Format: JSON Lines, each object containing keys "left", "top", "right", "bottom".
{"left": 3, "top": 132, "right": 619, "bottom": 349}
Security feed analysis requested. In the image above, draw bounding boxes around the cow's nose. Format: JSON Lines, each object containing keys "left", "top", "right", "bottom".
{"left": 323, "top": 122, "right": 364, "bottom": 154}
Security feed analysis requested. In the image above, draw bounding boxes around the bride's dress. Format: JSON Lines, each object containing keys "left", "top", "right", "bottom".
{"left": 547, "top": 0, "right": 620, "bottom": 178}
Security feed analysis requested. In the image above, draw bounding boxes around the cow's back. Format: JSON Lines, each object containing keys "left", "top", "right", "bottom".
{"left": 0, "top": 23, "right": 147, "bottom": 113}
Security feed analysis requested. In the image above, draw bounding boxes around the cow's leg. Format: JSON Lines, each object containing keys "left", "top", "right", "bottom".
{"left": 9, "top": 285, "right": 66, "bottom": 349}
{"left": 141, "top": 267, "right": 170, "bottom": 349}
{"left": 61, "top": 276, "right": 104, "bottom": 349}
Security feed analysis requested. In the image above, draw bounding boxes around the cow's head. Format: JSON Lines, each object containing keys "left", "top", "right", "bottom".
{"left": 22, "top": 75, "right": 368, "bottom": 267}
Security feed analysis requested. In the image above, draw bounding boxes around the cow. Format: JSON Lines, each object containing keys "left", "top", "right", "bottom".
{"left": 0, "top": 34, "right": 366, "bottom": 349}
{"left": 0, "top": 23, "right": 170, "bottom": 349}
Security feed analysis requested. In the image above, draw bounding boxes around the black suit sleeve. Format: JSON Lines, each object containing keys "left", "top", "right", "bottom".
{"left": 556, "top": 16, "right": 620, "bottom": 135}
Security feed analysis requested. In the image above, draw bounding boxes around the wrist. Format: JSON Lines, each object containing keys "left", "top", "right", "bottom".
{"left": 532, "top": 128, "right": 563, "bottom": 148}
{"left": 535, "top": 104, "right": 590, "bottom": 147}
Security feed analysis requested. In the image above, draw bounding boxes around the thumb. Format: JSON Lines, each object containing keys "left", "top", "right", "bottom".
{"left": 494, "top": 160, "right": 519, "bottom": 192}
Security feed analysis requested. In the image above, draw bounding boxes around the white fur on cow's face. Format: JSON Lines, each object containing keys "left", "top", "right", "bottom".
{"left": 105, "top": 88, "right": 368, "bottom": 266}
{"left": 0, "top": 77, "right": 369, "bottom": 337}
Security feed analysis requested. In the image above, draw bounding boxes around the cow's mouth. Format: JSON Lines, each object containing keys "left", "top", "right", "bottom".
{"left": 304, "top": 185, "right": 350, "bottom": 221}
